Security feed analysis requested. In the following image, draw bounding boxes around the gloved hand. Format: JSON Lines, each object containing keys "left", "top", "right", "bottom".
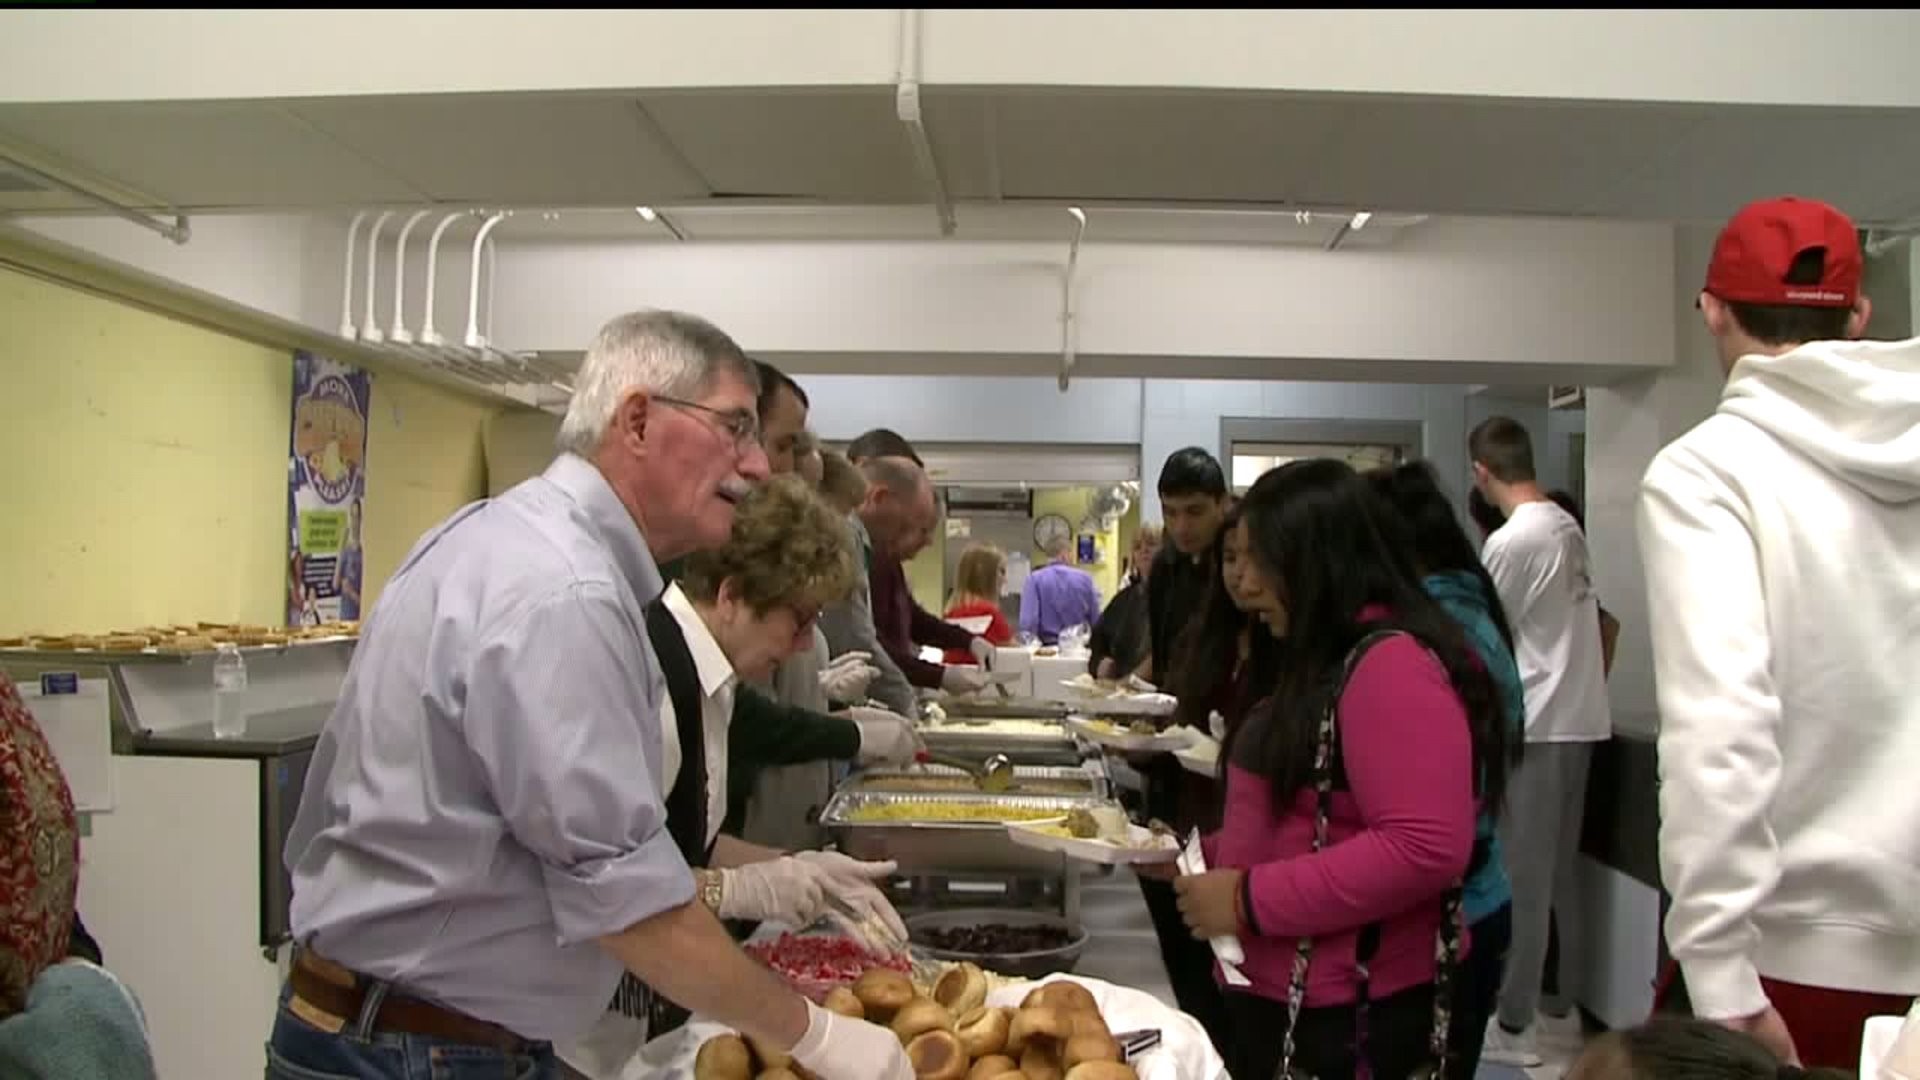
{"left": 941, "top": 665, "right": 992, "bottom": 696}
{"left": 791, "top": 999, "right": 914, "bottom": 1080}
{"left": 717, "top": 858, "right": 828, "bottom": 927}
{"left": 968, "top": 636, "right": 996, "bottom": 668}
{"left": 793, "top": 850, "right": 909, "bottom": 942}
{"left": 848, "top": 706, "right": 922, "bottom": 768}
{"left": 820, "top": 651, "right": 881, "bottom": 703}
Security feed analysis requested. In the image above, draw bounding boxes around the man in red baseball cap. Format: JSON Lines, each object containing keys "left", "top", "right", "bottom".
{"left": 1637, "top": 195, "right": 1920, "bottom": 1068}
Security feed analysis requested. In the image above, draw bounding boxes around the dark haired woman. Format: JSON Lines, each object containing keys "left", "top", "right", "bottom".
{"left": 1368, "top": 460, "right": 1528, "bottom": 1079}
{"left": 1171, "top": 459, "right": 1511, "bottom": 1080}
{"left": 1142, "top": 503, "right": 1279, "bottom": 1057}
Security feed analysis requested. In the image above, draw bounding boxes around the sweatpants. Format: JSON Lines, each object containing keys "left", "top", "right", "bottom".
{"left": 1496, "top": 741, "right": 1594, "bottom": 1032}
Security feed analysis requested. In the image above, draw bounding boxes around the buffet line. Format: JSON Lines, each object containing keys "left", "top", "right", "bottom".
{"left": 650, "top": 683, "right": 1231, "bottom": 1080}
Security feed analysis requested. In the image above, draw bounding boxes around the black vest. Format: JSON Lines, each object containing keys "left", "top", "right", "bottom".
{"left": 609, "top": 599, "right": 713, "bottom": 1027}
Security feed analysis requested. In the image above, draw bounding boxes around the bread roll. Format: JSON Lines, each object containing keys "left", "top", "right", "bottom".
{"left": 956, "top": 1005, "right": 1011, "bottom": 1058}
{"left": 1020, "top": 1045, "right": 1064, "bottom": 1080}
{"left": 854, "top": 969, "right": 916, "bottom": 1022}
{"left": 694, "top": 1034, "right": 754, "bottom": 1080}
{"left": 905, "top": 1030, "right": 968, "bottom": 1080}
{"left": 933, "top": 962, "right": 989, "bottom": 1017}
{"left": 823, "top": 986, "right": 866, "bottom": 1020}
{"left": 1063, "top": 1063, "right": 1136, "bottom": 1080}
{"left": 890, "top": 997, "right": 955, "bottom": 1043}
{"left": 965, "top": 1055, "right": 1017, "bottom": 1080}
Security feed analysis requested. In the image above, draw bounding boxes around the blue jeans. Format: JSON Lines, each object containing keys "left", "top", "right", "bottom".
{"left": 264, "top": 982, "right": 559, "bottom": 1080}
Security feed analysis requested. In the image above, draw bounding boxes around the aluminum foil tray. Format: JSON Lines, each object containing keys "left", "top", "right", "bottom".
{"left": 820, "top": 790, "right": 1118, "bottom": 875}
{"left": 842, "top": 764, "right": 1106, "bottom": 798}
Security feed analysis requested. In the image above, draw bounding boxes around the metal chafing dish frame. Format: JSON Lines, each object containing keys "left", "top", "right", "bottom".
{"left": 916, "top": 717, "right": 1087, "bottom": 766}
{"left": 840, "top": 763, "right": 1108, "bottom": 798}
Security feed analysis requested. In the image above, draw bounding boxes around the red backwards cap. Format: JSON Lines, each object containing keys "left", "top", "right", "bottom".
{"left": 1703, "top": 196, "right": 1861, "bottom": 308}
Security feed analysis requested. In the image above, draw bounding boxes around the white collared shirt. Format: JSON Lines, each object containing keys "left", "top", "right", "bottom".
{"left": 658, "top": 583, "right": 736, "bottom": 851}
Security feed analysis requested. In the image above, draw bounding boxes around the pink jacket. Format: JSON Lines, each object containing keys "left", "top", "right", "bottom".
{"left": 1205, "top": 632, "right": 1477, "bottom": 1006}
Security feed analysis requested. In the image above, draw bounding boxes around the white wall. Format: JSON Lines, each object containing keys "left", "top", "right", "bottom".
{"left": 1139, "top": 380, "right": 1469, "bottom": 521}
{"left": 801, "top": 374, "right": 1142, "bottom": 446}
{"left": 492, "top": 218, "right": 1675, "bottom": 377}
{"left": 1584, "top": 226, "right": 1734, "bottom": 735}
{"left": 6, "top": 10, "right": 1916, "bottom": 108}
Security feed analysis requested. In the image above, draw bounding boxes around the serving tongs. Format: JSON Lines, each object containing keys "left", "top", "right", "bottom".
{"left": 913, "top": 749, "right": 1016, "bottom": 793}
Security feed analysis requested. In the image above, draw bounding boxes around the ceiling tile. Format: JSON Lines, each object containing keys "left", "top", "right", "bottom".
{"left": 638, "top": 89, "right": 922, "bottom": 202}
{"left": 0, "top": 101, "right": 424, "bottom": 207}
{"left": 938, "top": 90, "right": 1344, "bottom": 204}
{"left": 289, "top": 94, "right": 709, "bottom": 205}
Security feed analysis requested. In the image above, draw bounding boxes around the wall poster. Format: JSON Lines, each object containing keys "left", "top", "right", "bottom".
{"left": 286, "top": 350, "right": 372, "bottom": 627}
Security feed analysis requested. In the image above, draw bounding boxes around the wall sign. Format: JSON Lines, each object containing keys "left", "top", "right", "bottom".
{"left": 286, "top": 350, "right": 372, "bottom": 627}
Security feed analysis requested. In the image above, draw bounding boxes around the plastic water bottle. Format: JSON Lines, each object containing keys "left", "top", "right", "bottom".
{"left": 212, "top": 643, "right": 249, "bottom": 739}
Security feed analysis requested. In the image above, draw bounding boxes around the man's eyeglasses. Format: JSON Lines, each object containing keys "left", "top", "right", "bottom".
{"left": 654, "top": 395, "right": 761, "bottom": 452}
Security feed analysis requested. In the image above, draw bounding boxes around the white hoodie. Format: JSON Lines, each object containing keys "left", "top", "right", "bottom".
{"left": 1637, "top": 336, "right": 1920, "bottom": 1020}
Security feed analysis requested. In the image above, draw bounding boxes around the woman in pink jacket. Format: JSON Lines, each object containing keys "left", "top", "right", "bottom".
{"left": 1169, "top": 459, "right": 1513, "bottom": 1079}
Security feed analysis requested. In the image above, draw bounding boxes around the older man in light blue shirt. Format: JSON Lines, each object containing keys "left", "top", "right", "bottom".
{"left": 269, "top": 311, "right": 914, "bottom": 1080}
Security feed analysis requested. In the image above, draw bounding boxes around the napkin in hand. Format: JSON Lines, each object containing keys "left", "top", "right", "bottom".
{"left": 1179, "top": 830, "right": 1249, "bottom": 987}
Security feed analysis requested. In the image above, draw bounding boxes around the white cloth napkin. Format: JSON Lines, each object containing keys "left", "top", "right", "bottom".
{"left": 1179, "top": 829, "right": 1249, "bottom": 987}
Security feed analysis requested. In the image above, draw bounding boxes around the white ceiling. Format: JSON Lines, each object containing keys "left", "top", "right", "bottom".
{"left": 1, "top": 87, "right": 1917, "bottom": 241}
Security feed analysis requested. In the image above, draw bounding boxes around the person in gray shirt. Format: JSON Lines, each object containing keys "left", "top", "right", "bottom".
{"left": 268, "top": 311, "right": 913, "bottom": 1080}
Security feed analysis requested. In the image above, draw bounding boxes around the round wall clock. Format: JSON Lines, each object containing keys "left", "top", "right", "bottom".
{"left": 1033, "top": 513, "right": 1074, "bottom": 552}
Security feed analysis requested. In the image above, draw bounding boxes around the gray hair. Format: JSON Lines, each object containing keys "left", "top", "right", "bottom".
{"left": 555, "top": 309, "right": 759, "bottom": 456}
{"left": 858, "top": 455, "right": 926, "bottom": 501}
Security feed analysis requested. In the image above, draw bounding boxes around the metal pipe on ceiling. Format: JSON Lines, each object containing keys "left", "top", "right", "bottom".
{"left": 359, "top": 210, "right": 396, "bottom": 343}
{"left": 896, "top": 8, "right": 956, "bottom": 237}
{"left": 338, "top": 210, "right": 367, "bottom": 340}
{"left": 465, "top": 211, "right": 509, "bottom": 349}
{"left": 388, "top": 209, "right": 433, "bottom": 343}
{"left": 1059, "top": 206, "right": 1087, "bottom": 393}
{"left": 0, "top": 150, "right": 191, "bottom": 246}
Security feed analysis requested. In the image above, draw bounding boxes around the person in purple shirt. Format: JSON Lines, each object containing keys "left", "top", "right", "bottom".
{"left": 1019, "top": 534, "right": 1102, "bottom": 645}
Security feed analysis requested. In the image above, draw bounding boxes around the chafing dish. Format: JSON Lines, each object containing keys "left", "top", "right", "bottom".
{"left": 917, "top": 717, "right": 1085, "bottom": 766}
{"left": 820, "top": 790, "right": 1118, "bottom": 875}
{"left": 935, "top": 697, "right": 1071, "bottom": 720}
{"left": 842, "top": 763, "right": 1107, "bottom": 798}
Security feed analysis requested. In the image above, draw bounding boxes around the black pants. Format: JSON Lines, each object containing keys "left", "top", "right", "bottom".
{"left": 1224, "top": 983, "right": 1437, "bottom": 1080}
{"left": 1139, "top": 875, "right": 1234, "bottom": 1059}
{"left": 1447, "top": 902, "right": 1513, "bottom": 1080}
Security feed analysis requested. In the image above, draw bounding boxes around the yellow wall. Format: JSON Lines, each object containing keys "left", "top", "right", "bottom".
{"left": 0, "top": 266, "right": 494, "bottom": 637}
{"left": 905, "top": 529, "right": 946, "bottom": 614}
{"left": 1030, "top": 487, "right": 1124, "bottom": 603}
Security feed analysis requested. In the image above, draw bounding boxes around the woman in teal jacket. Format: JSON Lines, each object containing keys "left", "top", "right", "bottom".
{"left": 1369, "top": 461, "right": 1527, "bottom": 1080}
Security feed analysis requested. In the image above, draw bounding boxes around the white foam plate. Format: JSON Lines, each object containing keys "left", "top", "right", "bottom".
{"left": 1068, "top": 715, "right": 1193, "bottom": 753}
{"left": 1006, "top": 817, "right": 1182, "bottom": 865}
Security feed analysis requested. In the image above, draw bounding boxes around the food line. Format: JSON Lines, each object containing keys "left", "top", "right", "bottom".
{"left": 649, "top": 684, "right": 1223, "bottom": 1079}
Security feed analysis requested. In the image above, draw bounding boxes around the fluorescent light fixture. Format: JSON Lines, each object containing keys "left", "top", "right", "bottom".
{"left": 1350, "top": 211, "right": 1372, "bottom": 230}
{"left": 635, "top": 206, "right": 658, "bottom": 222}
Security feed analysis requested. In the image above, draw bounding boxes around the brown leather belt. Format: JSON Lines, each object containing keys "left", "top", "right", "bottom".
{"left": 289, "top": 947, "right": 533, "bottom": 1054}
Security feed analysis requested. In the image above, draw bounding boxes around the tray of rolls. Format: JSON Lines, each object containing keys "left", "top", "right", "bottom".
{"left": 0, "top": 621, "right": 360, "bottom": 661}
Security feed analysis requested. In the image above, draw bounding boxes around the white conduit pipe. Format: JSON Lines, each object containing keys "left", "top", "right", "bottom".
{"left": 1059, "top": 206, "right": 1087, "bottom": 392}
{"left": 483, "top": 232, "right": 498, "bottom": 348}
{"left": 419, "top": 211, "right": 469, "bottom": 348}
{"left": 338, "top": 211, "right": 368, "bottom": 340}
{"left": 359, "top": 210, "right": 395, "bottom": 343}
{"left": 465, "top": 212, "right": 509, "bottom": 349}
{"left": 388, "top": 210, "right": 432, "bottom": 344}
{"left": 895, "top": 8, "right": 955, "bottom": 236}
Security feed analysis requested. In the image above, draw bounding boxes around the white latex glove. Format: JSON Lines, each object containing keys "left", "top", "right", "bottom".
{"left": 1208, "top": 709, "right": 1228, "bottom": 742}
{"left": 968, "top": 636, "right": 995, "bottom": 668}
{"left": 941, "top": 665, "right": 992, "bottom": 695}
{"left": 791, "top": 999, "right": 914, "bottom": 1080}
{"left": 716, "top": 858, "right": 827, "bottom": 927}
{"left": 820, "top": 654, "right": 881, "bottom": 702}
{"left": 848, "top": 706, "right": 922, "bottom": 768}
{"left": 792, "top": 850, "right": 909, "bottom": 941}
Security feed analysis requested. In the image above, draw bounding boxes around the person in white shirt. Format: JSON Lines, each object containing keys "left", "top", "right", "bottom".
{"left": 1470, "top": 415, "right": 1613, "bottom": 1067}
{"left": 1636, "top": 195, "right": 1920, "bottom": 1069}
